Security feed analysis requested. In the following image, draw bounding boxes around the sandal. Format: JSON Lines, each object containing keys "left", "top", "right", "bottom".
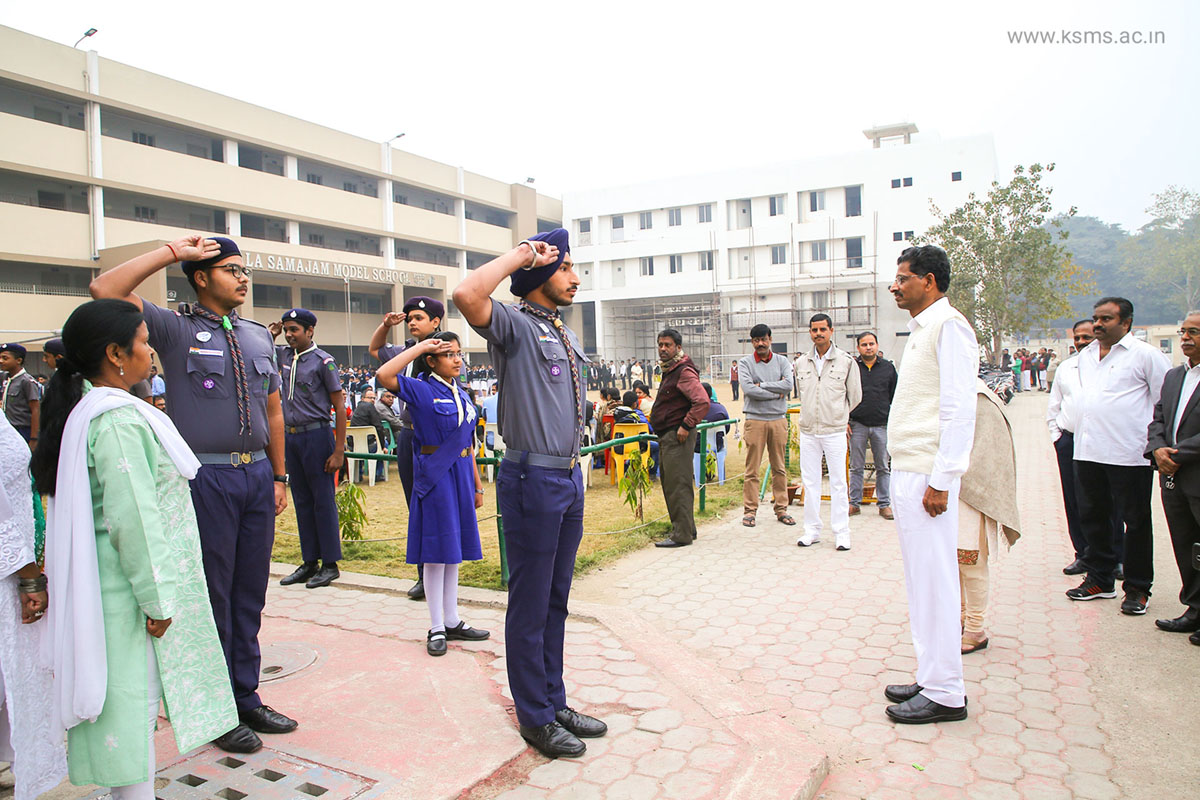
{"left": 777, "top": 514, "right": 796, "bottom": 526}
{"left": 961, "top": 634, "right": 989, "bottom": 654}
{"left": 742, "top": 515, "right": 756, "bottom": 528}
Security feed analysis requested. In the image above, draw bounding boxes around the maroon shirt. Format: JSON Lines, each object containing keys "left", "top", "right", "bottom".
{"left": 650, "top": 356, "right": 710, "bottom": 432}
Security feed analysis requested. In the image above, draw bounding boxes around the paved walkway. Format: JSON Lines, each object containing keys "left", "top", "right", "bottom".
{"left": 42, "top": 393, "right": 1199, "bottom": 799}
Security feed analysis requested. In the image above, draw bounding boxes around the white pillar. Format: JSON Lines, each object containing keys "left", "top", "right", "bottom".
{"left": 285, "top": 154, "right": 298, "bottom": 181}
{"left": 594, "top": 299, "right": 605, "bottom": 357}
{"left": 455, "top": 167, "right": 471, "bottom": 348}
{"left": 85, "top": 50, "right": 104, "bottom": 257}
{"left": 287, "top": 220, "right": 300, "bottom": 245}
{"left": 226, "top": 210, "right": 241, "bottom": 236}
{"left": 223, "top": 138, "right": 238, "bottom": 166}
{"left": 380, "top": 143, "right": 395, "bottom": 270}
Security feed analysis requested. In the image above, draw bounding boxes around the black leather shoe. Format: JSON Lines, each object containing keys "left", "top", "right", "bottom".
{"left": 654, "top": 539, "right": 691, "bottom": 548}
{"left": 1190, "top": 630, "right": 1200, "bottom": 646}
{"left": 519, "top": 721, "right": 586, "bottom": 758}
{"left": 214, "top": 723, "right": 262, "bottom": 753}
{"left": 555, "top": 707, "right": 607, "bottom": 738}
{"left": 1062, "top": 559, "right": 1087, "bottom": 576}
{"left": 884, "top": 682, "right": 923, "bottom": 703}
{"left": 427, "top": 629, "right": 447, "bottom": 656}
{"left": 239, "top": 705, "right": 298, "bottom": 734}
{"left": 280, "top": 561, "right": 318, "bottom": 586}
{"left": 408, "top": 579, "right": 425, "bottom": 600}
{"left": 886, "top": 694, "right": 968, "bottom": 724}
{"left": 1155, "top": 609, "right": 1200, "bottom": 633}
{"left": 445, "top": 621, "right": 490, "bottom": 641}
{"left": 305, "top": 563, "right": 339, "bottom": 589}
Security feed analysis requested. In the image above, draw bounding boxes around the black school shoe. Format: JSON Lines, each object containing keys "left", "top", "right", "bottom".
{"left": 519, "top": 721, "right": 586, "bottom": 758}
{"left": 445, "top": 621, "right": 490, "bottom": 641}
{"left": 427, "top": 629, "right": 447, "bottom": 656}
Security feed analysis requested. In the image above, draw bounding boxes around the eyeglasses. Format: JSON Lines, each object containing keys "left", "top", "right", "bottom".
{"left": 891, "top": 274, "right": 917, "bottom": 285}
{"left": 220, "top": 265, "right": 253, "bottom": 279}
{"left": 1179, "top": 328, "right": 1200, "bottom": 337}
{"left": 436, "top": 351, "right": 464, "bottom": 359}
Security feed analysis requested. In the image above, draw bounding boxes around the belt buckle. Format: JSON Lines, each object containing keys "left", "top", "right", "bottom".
{"left": 229, "top": 452, "right": 239, "bottom": 467}
{"left": 460, "top": 448, "right": 470, "bottom": 458}
{"left": 239, "top": 452, "right": 252, "bottom": 465}
{"left": 569, "top": 457, "right": 577, "bottom": 469}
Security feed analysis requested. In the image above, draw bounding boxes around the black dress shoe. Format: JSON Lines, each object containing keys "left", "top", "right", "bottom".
{"left": 654, "top": 539, "right": 691, "bottom": 548}
{"left": 445, "top": 621, "right": 490, "bottom": 641}
{"left": 1155, "top": 609, "right": 1200, "bottom": 633}
{"left": 239, "top": 705, "right": 298, "bottom": 734}
{"left": 884, "top": 682, "right": 923, "bottom": 703}
{"left": 214, "top": 723, "right": 262, "bottom": 753}
{"left": 519, "top": 721, "right": 586, "bottom": 758}
{"left": 886, "top": 694, "right": 968, "bottom": 724}
{"left": 427, "top": 629, "right": 447, "bottom": 656}
{"left": 1190, "top": 630, "right": 1200, "bottom": 646}
{"left": 555, "top": 707, "right": 607, "bottom": 738}
{"left": 408, "top": 579, "right": 425, "bottom": 600}
{"left": 305, "top": 563, "right": 340, "bottom": 589}
{"left": 280, "top": 561, "right": 318, "bottom": 586}
{"left": 1062, "top": 559, "right": 1087, "bottom": 576}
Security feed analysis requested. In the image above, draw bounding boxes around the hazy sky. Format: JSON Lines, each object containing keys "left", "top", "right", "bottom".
{"left": 5, "top": 1, "right": 1196, "bottom": 231}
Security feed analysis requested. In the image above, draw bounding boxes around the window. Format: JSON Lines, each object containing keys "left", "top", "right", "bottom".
{"left": 134, "top": 205, "right": 156, "bottom": 222}
{"left": 343, "top": 182, "right": 358, "bottom": 193}
{"left": 308, "top": 232, "right": 325, "bottom": 246}
{"left": 699, "top": 251, "right": 714, "bottom": 271}
{"left": 809, "top": 191, "right": 825, "bottom": 212}
{"left": 668, "top": 207, "right": 682, "bottom": 226}
{"left": 578, "top": 218, "right": 591, "bottom": 233}
{"left": 904, "top": 230, "right": 914, "bottom": 240}
{"left": 771, "top": 245, "right": 787, "bottom": 265}
{"left": 697, "top": 204, "right": 713, "bottom": 223}
{"left": 344, "top": 239, "right": 360, "bottom": 252}
{"left": 810, "top": 242, "right": 827, "bottom": 261}
{"left": 37, "top": 191, "right": 66, "bottom": 211}
{"left": 903, "top": 177, "right": 913, "bottom": 187}
{"left": 951, "top": 171, "right": 962, "bottom": 182}
{"left": 844, "top": 185, "right": 862, "bottom": 217}
{"left": 640, "top": 256, "right": 654, "bottom": 276}
{"left": 846, "top": 237, "right": 863, "bottom": 268}
{"left": 669, "top": 255, "right": 683, "bottom": 273}
{"left": 890, "top": 178, "right": 901, "bottom": 189}
{"left": 33, "top": 106, "right": 63, "bottom": 125}
{"left": 306, "top": 173, "right": 323, "bottom": 185}
{"left": 769, "top": 195, "right": 785, "bottom": 216}
{"left": 185, "top": 143, "right": 209, "bottom": 159}
{"left": 639, "top": 211, "right": 653, "bottom": 230}
{"left": 131, "top": 131, "right": 155, "bottom": 147}
{"left": 612, "top": 214, "right": 624, "bottom": 229}
{"left": 394, "top": 193, "right": 408, "bottom": 205}
{"left": 812, "top": 290, "right": 828, "bottom": 310}
{"left": 1160, "top": 339, "right": 1172, "bottom": 353}
{"left": 893, "top": 232, "right": 903, "bottom": 242}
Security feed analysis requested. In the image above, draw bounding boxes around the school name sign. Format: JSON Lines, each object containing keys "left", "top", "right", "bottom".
{"left": 242, "top": 252, "right": 439, "bottom": 288}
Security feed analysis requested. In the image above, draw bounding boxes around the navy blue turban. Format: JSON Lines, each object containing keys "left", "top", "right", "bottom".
{"left": 183, "top": 236, "right": 242, "bottom": 275}
{"left": 510, "top": 228, "right": 570, "bottom": 297}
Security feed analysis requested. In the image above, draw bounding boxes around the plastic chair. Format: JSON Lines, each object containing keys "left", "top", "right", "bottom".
{"left": 600, "top": 414, "right": 615, "bottom": 474}
{"left": 693, "top": 428, "right": 727, "bottom": 487}
{"left": 482, "top": 422, "right": 505, "bottom": 482}
{"left": 345, "top": 426, "right": 382, "bottom": 487}
{"left": 609, "top": 422, "right": 650, "bottom": 485}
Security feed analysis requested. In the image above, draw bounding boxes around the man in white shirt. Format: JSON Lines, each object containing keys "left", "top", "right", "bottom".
{"left": 1047, "top": 320, "right": 1095, "bottom": 575}
{"left": 882, "top": 245, "right": 977, "bottom": 725}
{"left": 794, "top": 314, "right": 862, "bottom": 551}
{"left": 1067, "top": 297, "right": 1170, "bottom": 615}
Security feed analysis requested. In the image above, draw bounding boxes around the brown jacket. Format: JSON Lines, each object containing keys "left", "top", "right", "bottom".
{"left": 650, "top": 356, "right": 710, "bottom": 433}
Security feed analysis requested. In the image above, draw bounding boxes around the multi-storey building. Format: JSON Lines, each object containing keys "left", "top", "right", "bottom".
{"left": 0, "top": 26, "right": 561, "bottom": 369}
{"left": 564, "top": 125, "right": 998, "bottom": 372}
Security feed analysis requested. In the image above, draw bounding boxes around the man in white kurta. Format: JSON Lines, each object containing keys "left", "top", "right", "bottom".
{"left": 883, "top": 246, "right": 978, "bottom": 724}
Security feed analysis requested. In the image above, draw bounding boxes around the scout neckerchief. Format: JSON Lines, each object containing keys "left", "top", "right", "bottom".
{"left": 288, "top": 343, "right": 318, "bottom": 401}
{"left": 1, "top": 369, "right": 26, "bottom": 412}
{"left": 190, "top": 305, "right": 252, "bottom": 435}
{"left": 431, "top": 373, "right": 465, "bottom": 425}
{"left": 519, "top": 300, "right": 583, "bottom": 446}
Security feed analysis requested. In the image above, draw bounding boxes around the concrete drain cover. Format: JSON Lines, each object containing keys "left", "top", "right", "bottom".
{"left": 259, "top": 641, "right": 319, "bottom": 682}
{"left": 153, "top": 749, "right": 376, "bottom": 800}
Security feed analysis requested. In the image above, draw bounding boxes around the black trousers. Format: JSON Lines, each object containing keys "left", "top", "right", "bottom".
{"left": 1075, "top": 460, "right": 1153, "bottom": 593}
{"left": 1054, "top": 433, "right": 1087, "bottom": 559}
{"left": 1161, "top": 484, "right": 1200, "bottom": 611}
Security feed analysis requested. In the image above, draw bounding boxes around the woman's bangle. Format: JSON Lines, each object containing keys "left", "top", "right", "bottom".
{"left": 165, "top": 242, "right": 179, "bottom": 261}
{"left": 18, "top": 574, "right": 47, "bottom": 593}
{"left": 475, "top": 488, "right": 485, "bottom": 495}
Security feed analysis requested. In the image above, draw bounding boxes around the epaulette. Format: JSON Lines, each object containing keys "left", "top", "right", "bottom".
{"left": 177, "top": 302, "right": 193, "bottom": 316}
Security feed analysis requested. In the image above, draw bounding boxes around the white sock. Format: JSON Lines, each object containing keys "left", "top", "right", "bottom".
{"left": 443, "top": 563, "right": 461, "bottom": 628}
{"left": 425, "top": 563, "right": 446, "bottom": 632}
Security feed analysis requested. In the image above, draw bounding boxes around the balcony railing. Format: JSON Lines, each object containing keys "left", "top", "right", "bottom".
{"left": 0, "top": 282, "right": 91, "bottom": 297}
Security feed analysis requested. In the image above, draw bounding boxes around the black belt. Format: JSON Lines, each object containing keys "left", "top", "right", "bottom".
{"left": 420, "top": 444, "right": 472, "bottom": 457}
{"left": 286, "top": 421, "right": 327, "bottom": 434}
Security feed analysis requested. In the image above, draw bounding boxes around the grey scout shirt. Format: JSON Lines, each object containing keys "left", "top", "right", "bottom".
{"left": 472, "top": 299, "right": 588, "bottom": 459}
{"left": 276, "top": 345, "right": 340, "bottom": 427}
{"left": 2, "top": 371, "right": 39, "bottom": 427}
{"left": 142, "top": 301, "right": 280, "bottom": 453}
{"left": 378, "top": 340, "right": 417, "bottom": 425}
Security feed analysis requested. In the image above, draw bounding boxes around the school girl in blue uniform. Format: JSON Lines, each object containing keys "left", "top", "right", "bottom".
{"left": 376, "top": 332, "right": 490, "bottom": 656}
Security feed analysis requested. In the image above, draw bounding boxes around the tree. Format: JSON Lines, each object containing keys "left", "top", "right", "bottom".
{"left": 1121, "top": 186, "right": 1200, "bottom": 318}
{"left": 916, "top": 163, "right": 1092, "bottom": 362}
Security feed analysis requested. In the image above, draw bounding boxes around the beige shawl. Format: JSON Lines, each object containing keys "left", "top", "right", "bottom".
{"left": 960, "top": 380, "right": 1021, "bottom": 549}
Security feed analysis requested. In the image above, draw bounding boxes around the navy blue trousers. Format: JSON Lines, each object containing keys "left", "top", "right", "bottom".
{"left": 497, "top": 459, "right": 584, "bottom": 727}
{"left": 285, "top": 427, "right": 341, "bottom": 563}
{"left": 397, "top": 427, "right": 415, "bottom": 502}
{"left": 190, "top": 458, "right": 275, "bottom": 712}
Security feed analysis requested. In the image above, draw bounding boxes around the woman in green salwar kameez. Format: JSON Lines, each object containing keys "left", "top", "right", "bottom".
{"left": 33, "top": 300, "right": 238, "bottom": 797}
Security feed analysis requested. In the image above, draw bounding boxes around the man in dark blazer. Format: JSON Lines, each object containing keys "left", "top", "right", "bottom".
{"left": 1147, "top": 312, "right": 1200, "bottom": 645}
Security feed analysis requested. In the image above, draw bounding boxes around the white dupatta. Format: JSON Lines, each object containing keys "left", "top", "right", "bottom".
{"left": 42, "top": 386, "right": 200, "bottom": 731}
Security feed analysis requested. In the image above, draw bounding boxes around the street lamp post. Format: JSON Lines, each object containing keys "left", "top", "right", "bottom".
{"left": 73, "top": 28, "right": 98, "bottom": 48}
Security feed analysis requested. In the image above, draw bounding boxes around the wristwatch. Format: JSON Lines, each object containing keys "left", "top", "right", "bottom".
{"left": 274, "top": 474, "right": 289, "bottom": 485}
